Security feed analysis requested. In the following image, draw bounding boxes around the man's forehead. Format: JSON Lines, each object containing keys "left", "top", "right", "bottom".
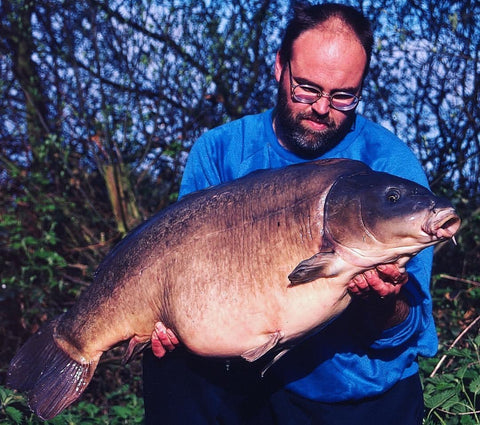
{"left": 292, "top": 20, "right": 364, "bottom": 55}
{"left": 290, "top": 27, "right": 366, "bottom": 86}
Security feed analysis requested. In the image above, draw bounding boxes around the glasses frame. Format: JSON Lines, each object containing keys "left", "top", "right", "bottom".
{"left": 287, "top": 61, "right": 361, "bottom": 112}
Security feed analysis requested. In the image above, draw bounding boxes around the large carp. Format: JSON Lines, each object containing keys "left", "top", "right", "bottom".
{"left": 8, "top": 158, "right": 460, "bottom": 419}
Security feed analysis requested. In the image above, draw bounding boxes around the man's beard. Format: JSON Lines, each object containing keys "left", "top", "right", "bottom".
{"left": 274, "top": 83, "right": 355, "bottom": 159}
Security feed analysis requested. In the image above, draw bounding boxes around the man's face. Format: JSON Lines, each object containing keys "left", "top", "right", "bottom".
{"left": 273, "top": 22, "right": 367, "bottom": 158}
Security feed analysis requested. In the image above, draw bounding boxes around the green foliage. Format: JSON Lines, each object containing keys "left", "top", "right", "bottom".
{"left": 422, "top": 193, "right": 480, "bottom": 424}
{"left": 420, "top": 335, "right": 480, "bottom": 425}
{"left": 0, "top": 382, "right": 145, "bottom": 425}
{"left": 420, "top": 271, "right": 480, "bottom": 425}
{"left": 1, "top": 141, "right": 72, "bottom": 329}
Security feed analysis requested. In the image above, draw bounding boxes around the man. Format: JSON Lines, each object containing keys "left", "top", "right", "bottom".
{"left": 143, "top": 3, "right": 435, "bottom": 424}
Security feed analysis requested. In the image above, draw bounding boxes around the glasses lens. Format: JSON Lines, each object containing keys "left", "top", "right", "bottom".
{"left": 292, "top": 85, "right": 321, "bottom": 104}
{"left": 330, "top": 93, "right": 359, "bottom": 110}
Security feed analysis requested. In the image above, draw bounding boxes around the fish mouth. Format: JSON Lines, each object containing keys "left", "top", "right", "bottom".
{"left": 423, "top": 208, "right": 461, "bottom": 240}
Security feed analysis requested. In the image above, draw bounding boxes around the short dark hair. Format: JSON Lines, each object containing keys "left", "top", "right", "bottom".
{"left": 278, "top": 2, "right": 374, "bottom": 79}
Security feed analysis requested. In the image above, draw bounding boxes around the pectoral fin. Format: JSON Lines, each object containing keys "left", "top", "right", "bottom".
{"left": 241, "top": 330, "right": 283, "bottom": 362}
{"left": 123, "top": 335, "right": 150, "bottom": 364}
{"left": 260, "top": 348, "right": 291, "bottom": 377}
{"left": 288, "top": 251, "right": 337, "bottom": 284}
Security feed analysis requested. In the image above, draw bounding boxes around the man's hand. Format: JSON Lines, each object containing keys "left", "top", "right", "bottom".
{"left": 151, "top": 322, "right": 180, "bottom": 358}
{"left": 348, "top": 264, "right": 408, "bottom": 298}
{"left": 348, "top": 264, "right": 411, "bottom": 330}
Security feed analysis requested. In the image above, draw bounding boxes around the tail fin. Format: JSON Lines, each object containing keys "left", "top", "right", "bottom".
{"left": 7, "top": 319, "right": 98, "bottom": 420}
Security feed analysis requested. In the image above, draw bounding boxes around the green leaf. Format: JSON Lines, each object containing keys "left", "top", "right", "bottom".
{"left": 442, "top": 394, "right": 463, "bottom": 412}
{"left": 111, "top": 405, "right": 131, "bottom": 419}
{"left": 460, "top": 414, "right": 478, "bottom": 425}
{"left": 469, "top": 375, "right": 480, "bottom": 395}
{"left": 5, "top": 406, "right": 23, "bottom": 424}
{"left": 446, "top": 347, "right": 472, "bottom": 359}
{"left": 424, "top": 388, "right": 457, "bottom": 409}
{"left": 474, "top": 335, "right": 480, "bottom": 347}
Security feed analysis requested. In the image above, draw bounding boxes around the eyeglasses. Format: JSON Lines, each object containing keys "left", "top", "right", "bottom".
{"left": 287, "top": 61, "right": 361, "bottom": 112}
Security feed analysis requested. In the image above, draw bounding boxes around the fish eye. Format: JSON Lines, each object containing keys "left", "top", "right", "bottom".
{"left": 386, "top": 189, "right": 401, "bottom": 203}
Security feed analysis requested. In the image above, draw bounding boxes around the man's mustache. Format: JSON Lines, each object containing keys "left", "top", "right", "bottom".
{"left": 297, "top": 113, "right": 334, "bottom": 128}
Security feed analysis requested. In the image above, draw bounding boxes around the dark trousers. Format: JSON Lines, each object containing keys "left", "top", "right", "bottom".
{"left": 143, "top": 348, "right": 424, "bottom": 425}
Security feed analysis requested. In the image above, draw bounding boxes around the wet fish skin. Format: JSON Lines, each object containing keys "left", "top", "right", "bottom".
{"left": 7, "top": 158, "right": 460, "bottom": 419}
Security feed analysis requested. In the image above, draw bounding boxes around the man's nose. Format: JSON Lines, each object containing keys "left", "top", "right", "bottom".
{"left": 311, "top": 95, "right": 331, "bottom": 115}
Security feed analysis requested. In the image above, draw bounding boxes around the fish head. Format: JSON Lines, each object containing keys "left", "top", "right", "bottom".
{"left": 323, "top": 170, "right": 461, "bottom": 267}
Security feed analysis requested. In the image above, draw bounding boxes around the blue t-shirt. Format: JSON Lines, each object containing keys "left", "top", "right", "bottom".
{"left": 179, "top": 109, "right": 437, "bottom": 402}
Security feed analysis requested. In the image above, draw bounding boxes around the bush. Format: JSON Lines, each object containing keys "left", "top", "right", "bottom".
{"left": 0, "top": 380, "right": 144, "bottom": 425}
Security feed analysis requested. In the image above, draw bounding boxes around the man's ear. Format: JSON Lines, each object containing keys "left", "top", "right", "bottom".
{"left": 274, "top": 51, "right": 283, "bottom": 82}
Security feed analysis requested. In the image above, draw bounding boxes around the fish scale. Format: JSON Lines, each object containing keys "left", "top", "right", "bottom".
{"left": 7, "top": 158, "right": 460, "bottom": 420}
